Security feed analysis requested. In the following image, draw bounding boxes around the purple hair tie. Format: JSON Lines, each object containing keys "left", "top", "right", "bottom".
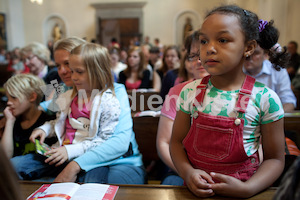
{"left": 258, "top": 19, "right": 268, "bottom": 32}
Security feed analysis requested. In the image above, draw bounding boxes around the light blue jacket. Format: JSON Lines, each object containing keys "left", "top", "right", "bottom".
{"left": 74, "top": 83, "right": 143, "bottom": 171}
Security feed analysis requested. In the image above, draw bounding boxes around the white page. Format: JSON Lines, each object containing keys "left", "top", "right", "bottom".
{"left": 71, "top": 183, "right": 110, "bottom": 200}
{"left": 31, "top": 183, "right": 80, "bottom": 200}
{"left": 43, "top": 183, "right": 80, "bottom": 195}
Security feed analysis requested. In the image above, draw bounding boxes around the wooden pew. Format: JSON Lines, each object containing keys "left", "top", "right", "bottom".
{"left": 284, "top": 112, "right": 300, "bottom": 147}
{"left": 292, "top": 89, "right": 300, "bottom": 110}
{"left": 133, "top": 116, "right": 162, "bottom": 182}
{"left": 133, "top": 116, "right": 160, "bottom": 161}
{"left": 127, "top": 90, "right": 161, "bottom": 115}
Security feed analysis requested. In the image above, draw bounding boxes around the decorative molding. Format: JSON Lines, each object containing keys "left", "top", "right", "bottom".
{"left": 173, "top": 9, "right": 202, "bottom": 46}
{"left": 43, "top": 14, "right": 67, "bottom": 44}
{"left": 91, "top": 2, "right": 146, "bottom": 9}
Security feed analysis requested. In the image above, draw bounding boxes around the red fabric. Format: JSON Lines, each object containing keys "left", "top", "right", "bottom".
{"left": 22, "top": 64, "right": 30, "bottom": 74}
{"left": 183, "top": 75, "right": 259, "bottom": 181}
{"left": 125, "top": 79, "right": 142, "bottom": 90}
{"left": 285, "top": 137, "right": 300, "bottom": 156}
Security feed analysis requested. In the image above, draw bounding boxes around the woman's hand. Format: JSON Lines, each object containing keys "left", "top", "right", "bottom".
{"left": 185, "top": 169, "right": 215, "bottom": 198}
{"left": 45, "top": 146, "right": 68, "bottom": 167}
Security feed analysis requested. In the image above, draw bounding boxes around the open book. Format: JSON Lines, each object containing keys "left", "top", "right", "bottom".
{"left": 27, "top": 182, "right": 119, "bottom": 200}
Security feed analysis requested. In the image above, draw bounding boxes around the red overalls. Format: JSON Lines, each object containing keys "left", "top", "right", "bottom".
{"left": 183, "top": 75, "right": 259, "bottom": 181}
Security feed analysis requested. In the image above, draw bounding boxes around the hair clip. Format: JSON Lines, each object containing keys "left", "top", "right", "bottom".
{"left": 243, "top": 9, "right": 250, "bottom": 17}
{"left": 258, "top": 19, "right": 268, "bottom": 32}
{"left": 271, "top": 43, "right": 282, "bottom": 53}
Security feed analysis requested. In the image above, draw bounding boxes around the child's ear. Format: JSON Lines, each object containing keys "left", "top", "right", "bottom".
{"left": 29, "top": 92, "right": 38, "bottom": 103}
{"left": 244, "top": 40, "right": 257, "bottom": 57}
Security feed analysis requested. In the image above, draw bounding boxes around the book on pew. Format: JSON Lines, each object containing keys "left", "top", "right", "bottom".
{"left": 27, "top": 182, "right": 119, "bottom": 200}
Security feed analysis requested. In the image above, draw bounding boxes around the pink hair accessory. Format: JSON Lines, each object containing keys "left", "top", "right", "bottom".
{"left": 258, "top": 19, "right": 268, "bottom": 32}
{"left": 271, "top": 43, "right": 282, "bottom": 53}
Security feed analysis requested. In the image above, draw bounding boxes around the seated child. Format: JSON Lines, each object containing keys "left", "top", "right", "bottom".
{"left": 1, "top": 74, "right": 56, "bottom": 159}
{"left": 11, "top": 43, "right": 121, "bottom": 181}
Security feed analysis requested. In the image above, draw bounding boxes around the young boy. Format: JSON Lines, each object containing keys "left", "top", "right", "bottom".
{"left": 1, "top": 74, "right": 56, "bottom": 159}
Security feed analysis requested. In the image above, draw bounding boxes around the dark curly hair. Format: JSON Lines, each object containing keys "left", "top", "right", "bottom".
{"left": 206, "top": 5, "right": 290, "bottom": 70}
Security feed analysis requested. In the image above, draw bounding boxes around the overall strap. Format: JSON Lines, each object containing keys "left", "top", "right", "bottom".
{"left": 235, "top": 75, "right": 256, "bottom": 114}
{"left": 194, "top": 75, "right": 211, "bottom": 106}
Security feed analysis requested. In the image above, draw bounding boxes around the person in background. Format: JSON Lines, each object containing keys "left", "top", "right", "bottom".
{"left": 108, "top": 37, "right": 120, "bottom": 49}
{"left": 157, "top": 45, "right": 181, "bottom": 100}
{"left": 170, "top": 5, "right": 287, "bottom": 198}
{"left": 119, "top": 49, "right": 128, "bottom": 64}
{"left": 109, "top": 47, "right": 127, "bottom": 80}
{"left": 141, "top": 44, "right": 162, "bottom": 92}
{"left": 244, "top": 43, "right": 299, "bottom": 187}
{"left": 244, "top": 44, "right": 296, "bottom": 112}
{"left": 142, "top": 36, "right": 153, "bottom": 50}
{"left": 20, "top": 42, "right": 61, "bottom": 85}
{"left": 11, "top": 47, "right": 30, "bottom": 73}
{"left": 141, "top": 44, "right": 154, "bottom": 77}
{"left": 156, "top": 45, "right": 181, "bottom": 80}
{"left": 154, "top": 38, "right": 163, "bottom": 52}
{"left": 286, "top": 41, "right": 300, "bottom": 80}
{"left": 10, "top": 54, "right": 25, "bottom": 74}
{"left": 157, "top": 30, "right": 209, "bottom": 186}
{"left": 149, "top": 46, "right": 162, "bottom": 70}
{"left": 1, "top": 74, "right": 56, "bottom": 159}
{"left": 133, "top": 36, "right": 140, "bottom": 46}
{"left": 118, "top": 46, "right": 151, "bottom": 90}
{"left": 174, "top": 52, "right": 197, "bottom": 85}
{"left": 0, "top": 48, "right": 7, "bottom": 64}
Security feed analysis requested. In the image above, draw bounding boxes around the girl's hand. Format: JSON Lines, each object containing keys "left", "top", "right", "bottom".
{"left": 45, "top": 146, "right": 68, "bottom": 167}
{"left": 3, "top": 107, "right": 15, "bottom": 122}
{"left": 29, "top": 129, "right": 46, "bottom": 144}
{"left": 210, "top": 172, "right": 250, "bottom": 198}
{"left": 185, "top": 169, "right": 215, "bottom": 198}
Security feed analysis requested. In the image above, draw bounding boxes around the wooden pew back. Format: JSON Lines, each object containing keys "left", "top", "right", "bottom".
{"left": 292, "top": 89, "right": 300, "bottom": 110}
{"left": 133, "top": 116, "right": 160, "bottom": 162}
{"left": 127, "top": 90, "right": 161, "bottom": 114}
{"left": 284, "top": 112, "right": 300, "bottom": 147}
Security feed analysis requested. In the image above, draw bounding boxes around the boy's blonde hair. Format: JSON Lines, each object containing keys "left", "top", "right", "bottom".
{"left": 70, "top": 43, "right": 114, "bottom": 96}
{"left": 4, "top": 74, "right": 45, "bottom": 105}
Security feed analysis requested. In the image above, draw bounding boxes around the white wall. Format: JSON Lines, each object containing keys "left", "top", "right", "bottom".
{"left": 0, "top": 0, "right": 299, "bottom": 51}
